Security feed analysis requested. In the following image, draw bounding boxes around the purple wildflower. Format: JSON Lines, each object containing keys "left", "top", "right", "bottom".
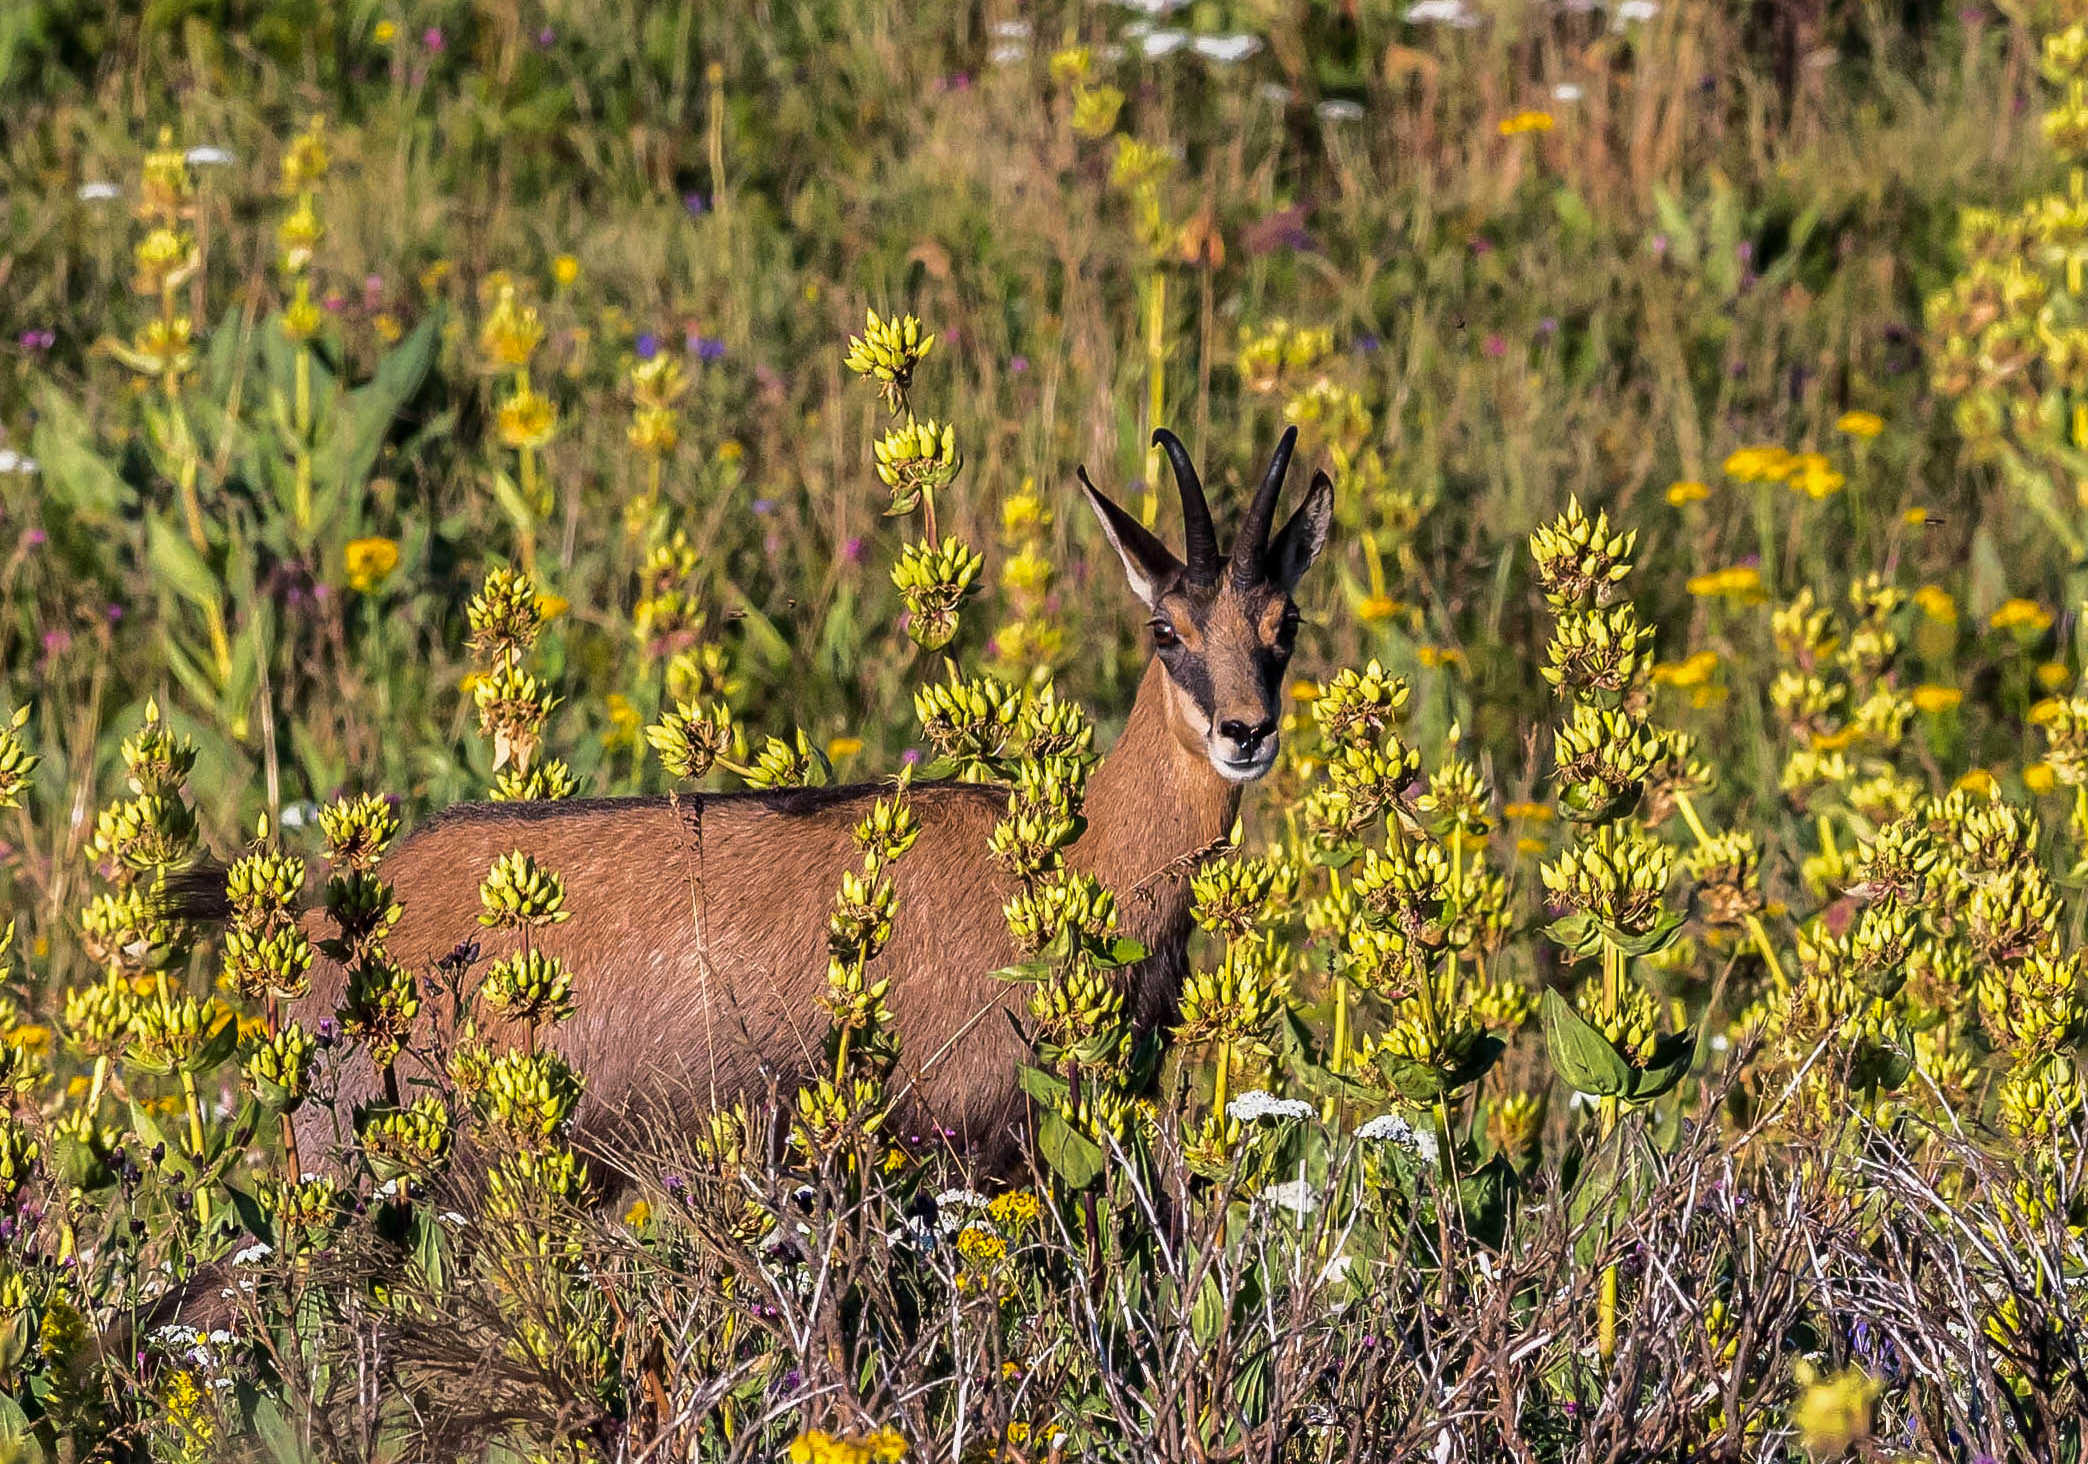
{"left": 635, "top": 333, "right": 659, "bottom": 360}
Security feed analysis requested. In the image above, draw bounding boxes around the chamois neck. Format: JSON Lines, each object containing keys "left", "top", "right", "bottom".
{"left": 1076, "top": 658, "right": 1240, "bottom": 942}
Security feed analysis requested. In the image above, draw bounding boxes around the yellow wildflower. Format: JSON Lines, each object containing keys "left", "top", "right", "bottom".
{"left": 827, "top": 735, "right": 865, "bottom": 760}
{"left": 497, "top": 387, "right": 558, "bottom": 450}
{"left": 1913, "top": 585, "right": 1957, "bottom": 623}
{"left": 1955, "top": 768, "right": 1999, "bottom": 796}
{"left": 419, "top": 259, "right": 451, "bottom": 292}
{"left": 373, "top": 313, "right": 403, "bottom": 344}
{"left": 1786, "top": 453, "right": 1846, "bottom": 500}
{"left": 2039, "top": 661, "right": 2073, "bottom": 691}
{"left": 1903, "top": 506, "right": 1932, "bottom": 526}
{"left": 1289, "top": 679, "right": 1322, "bottom": 703}
{"left": 1792, "top": 1364, "right": 1877, "bottom": 1457}
{"left": 480, "top": 285, "right": 545, "bottom": 368}
{"left": 1665, "top": 480, "right": 1709, "bottom": 505}
{"left": 1516, "top": 836, "right": 1548, "bottom": 857}
{"left": 535, "top": 593, "right": 569, "bottom": 622}
{"left": 604, "top": 694, "right": 640, "bottom": 750}
{"left": 374, "top": 19, "right": 397, "bottom": 43}
{"left": 718, "top": 440, "right": 744, "bottom": 461}
{"left": 1911, "top": 684, "right": 1962, "bottom": 713}
{"left": 2031, "top": 697, "right": 2066, "bottom": 726}
{"left": 552, "top": 254, "right": 580, "bottom": 287}
{"left": 1653, "top": 650, "right": 1720, "bottom": 688}
{"left": 1497, "top": 111, "right": 1555, "bottom": 135}
{"left": 1685, "top": 565, "right": 1766, "bottom": 602}
{"left": 344, "top": 537, "right": 401, "bottom": 593}
{"left": 622, "top": 1198, "right": 651, "bottom": 1227}
{"left": 1503, "top": 801, "right": 1554, "bottom": 823}
{"left": 2025, "top": 761, "right": 2059, "bottom": 794}
{"left": 1835, "top": 410, "right": 1885, "bottom": 438}
{"left": 1991, "top": 598, "right": 2054, "bottom": 633}
{"left": 1722, "top": 445, "right": 1794, "bottom": 482}
{"left": 1358, "top": 593, "right": 1400, "bottom": 621}
{"left": 1416, "top": 645, "right": 1465, "bottom": 669}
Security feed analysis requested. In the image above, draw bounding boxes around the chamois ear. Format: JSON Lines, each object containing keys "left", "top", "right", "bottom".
{"left": 1078, "top": 466, "right": 1182, "bottom": 609}
{"left": 1264, "top": 469, "right": 1334, "bottom": 591}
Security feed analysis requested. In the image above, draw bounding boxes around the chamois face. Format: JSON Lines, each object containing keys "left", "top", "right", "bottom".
{"left": 1080, "top": 426, "right": 1334, "bottom": 782}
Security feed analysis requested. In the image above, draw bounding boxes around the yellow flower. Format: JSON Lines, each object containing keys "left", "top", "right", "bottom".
{"left": 717, "top": 440, "right": 744, "bottom": 462}
{"left": 497, "top": 387, "right": 558, "bottom": 450}
{"left": 1685, "top": 565, "right": 1766, "bottom": 602}
{"left": 1835, "top": 410, "right": 1885, "bottom": 439}
{"left": 622, "top": 1197, "right": 651, "bottom": 1227}
{"left": 535, "top": 593, "right": 569, "bottom": 622}
{"left": 1792, "top": 1365, "right": 1877, "bottom": 1457}
{"left": 1913, "top": 585, "right": 1957, "bottom": 623}
{"left": 419, "top": 259, "right": 451, "bottom": 292}
{"left": 1722, "top": 445, "right": 1794, "bottom": 482}
{"left": 480, "top": 285, "right": 545, "bottom": 368}
{"left": 1289, "top": 679, "right": 1322, "bottom": 703}
{"left": 2025, "top": 761, "right": 2059, "bottom": 794}
{"left": 2040, "top": 661, "right": 2074, "bottom": 691}
{"left": 604, "top": 694, "right": 640, "bottom": 750}
{"left": 1416, "top": 645, "right": 1465, "bottom": 669}
{"left": 827, "top": 735, "right": 865, "bottom": 760}
{"left": 374, "top": 19, "right": 397, "bottom": 43}
{"left": 2031, "top": 697, "right": 2066, "bottom": 726}
{"left": 1665, "top": 480, "right": 1709, "bottom": 505}
{"left": 344, "top": 537, "right": 401, "bottom": 593}
{"left": 1071, "top": 84, "right": 1125, "bottom": 139}
{"left": 1515, "top": 836, "right": 1548, "bottom": 857}
{"left": 1787, "top": 453, "right": 1846, "bottom": 500}
{"left": 1049, "top": 46, "right": 1092, "bottom": 84}
{"left": 552, "top": 254, "right": 579, "bottom": 287}
{"left": 1503, "top": 800, "right": 1554, "bottom": 823}
{"left": 1497, "top": 111, "right": 1555, "bottom": 135}
{"left": 1911, "top": 684, "right": 1963, "bottom": 713}
{"left": 1653, "top": 650, "right": 1720, "bottom": 688}
{"left": 1955, "top": 768, "right": 1999, "bottom": 796}
{"left": 373, "top": 312, "right": 403, "bottom": 344}
{"left": 1991, "top": 598, "right": 2054, "bottom": 633}
{"left": 1902, "top": 506, "right": 1931, "bottom": 526}
{"left": 1357, "top": 593, "right": 1400, "bottom": 621}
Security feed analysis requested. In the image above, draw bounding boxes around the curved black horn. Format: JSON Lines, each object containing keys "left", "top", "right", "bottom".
{"left": 1153, "top": 428, "right": 1220, "bottom": 584}
{"left": 1231, "top": 425, "right": 1297, "bottom": 586}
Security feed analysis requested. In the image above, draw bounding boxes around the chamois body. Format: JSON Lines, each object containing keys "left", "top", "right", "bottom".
{"left": 291, "top": 658, "right": 1240, "bottom": 1171}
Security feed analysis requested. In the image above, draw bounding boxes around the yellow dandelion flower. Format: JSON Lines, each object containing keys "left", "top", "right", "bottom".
{"left": 344, "top": 536, "right": 401, "bottom": 593}
{"left": 1835, "top": 410, "right": 1885, "bottom": 439}
{"left": 1955, "top": 768, "right": 1999, "bottom": 796}
{"left": 2025, "top": 761, "right": 2059, "bottom": 794}
{"left": 1289, "top": 679, "right": 1322, "bottom": 703}
{"left": 552, "top": 254, "right": 580, "bottom": 287}
{"left": 419, "top": 259, "right": 451, "bottom": 292}
{"left": 1903, "top": 506, "right": 1932, "bottom": 526}
{"left": 1787, "top": 454, "right": 1846, "bottom": 500}
{"left": 1665, "top": 480, "right": 1709, "bottom": 505}
{"left": 373, "top": 312, "right": 403, "bottom": 344}
{"left": 373, "top": 19, "right": 397, "bottom": 43}
{"left": 1990, "top": 598, "right": 2054, "bottom": 633}
{"left": 622, "top": 1198, "right": 651, "bottom": 1227}
{"left": 480, "top": 285, "right": 545, "bottom": 368}
{"left": 1911, "top": 684, "right": 1962, "bottom": 713}
{"left": 1358, "top": 593, "right": 1400, "bottom": 621}
{"left": 2038, "top": 661, "right": 2073, "bottom": 691}
{"left": 2029, "top": 697, "right": 2066, "bottom": 726}
{"left": 1792, "top": 1365, "right": 1878, "bottom": 1457}
{"left": 1515, "top": 836, "right": 1548, "bottom": 857}
{"left": 1498, "top": 110, "right": 1556, "bottom": 136}
{"left": 1503, "top": 800, "right": 1554, "bottom": 823}
{"left": 717, "top": 440, "right": 744, "bottom": 462}
{"left": 827, "top": 735, "right": 865, "bottom": 760}
{"left": 1913, "top": 585, "right": 1957, "bottom": 623}
{"left": 1417, "top": 645, "right": 1465, "bottom": 669}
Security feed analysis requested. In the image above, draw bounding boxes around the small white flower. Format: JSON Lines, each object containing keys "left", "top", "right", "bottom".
{"left": 1710, "top": 1033, "right": 1732, "bottom": 1053}
{"left": 0, "top": 450, "right": 36, "bottom": 476}
{"left": 990, "top": 43, "right": 1028, "bottom": 65}
{"left": 232, "top": 1241, "right": 274, "bottom": 1266}
{"left": 184, "top": 146, "right": 236, "bottom": 167}
{"left": 1099, "top": 43, "right": 1128, "bottom": 62}
{"left": 206, "top": 1329, "right": 235, "bottom": 1346}
{"left": 76, "top": 181, "right": 121, "bottom": 202}
{"left": 1552, "top": 82, "right": 1584, "bottom": 103}
{"left": 1356, "top": 1112, "right": 1439, "bottom": 1165}
{"left": 1141, "top": 28, "right": 1190, "bottom": 57}
{"left": 1315, "top": 99, "right": 1365, "bottom": 123}
{"left": 1255, "top": 81, "right": 1294, "bottom": 105}
{"left": 1613, "top": 0, "right": 1658, "bottom": 21}
{"left": 280, "top": 802, "right": 320, "bottom": 829}
{"left": 1111, "top": 0, "right": 1188, "bottom": 14}
{"left": 375, "top": 1177, "right": 400, "bottom": 1199}
{"left": 990, "top": 19, "right": 1032, "bottom": 38}
{"left": 1263, "top": 1178, "right": 1321, "bottom": 1215}
{"left": 934, "top": 1187, "right": 989, "bottom": 1210}
{"left": 1226, "top": 1090, "right": 1315, "bottom": 1124}
{"left": 1404, "top": 0, "right": 1481, "bottom": 27}
{"left": 439, "top": 1209, "right": 469, "bottom": 1228}
{"left": 210, "top": 1376, "right": 236, "bottom": 1391}
{"left": 1192, "top": 34, "right": 1262, "bottom": 65}
{"left": 150, "top": 1324, "right": 200, "bottom": 1348}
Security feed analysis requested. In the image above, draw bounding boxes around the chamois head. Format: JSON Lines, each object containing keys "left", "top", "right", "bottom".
{"left": 1079, "top": 426, "right": 1333, "bottom": 782}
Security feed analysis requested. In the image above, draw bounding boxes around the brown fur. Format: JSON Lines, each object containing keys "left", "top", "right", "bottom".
{"left": 289, "top": 656, "right": 1239, "bottom": 1175}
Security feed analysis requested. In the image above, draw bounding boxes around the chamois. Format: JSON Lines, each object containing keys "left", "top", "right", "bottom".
{"left": 281, "top": 427, "right": 1333, "bottom": 1171}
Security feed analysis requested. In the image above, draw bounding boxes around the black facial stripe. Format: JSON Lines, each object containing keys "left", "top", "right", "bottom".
{"left": 1164, "top": 646, "right": 1218, "bottom": 721}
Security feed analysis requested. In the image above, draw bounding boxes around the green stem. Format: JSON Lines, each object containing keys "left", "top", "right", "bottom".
{"left": 179, "top": 1066, "right": 211, "bottom": 1224}
{"left": 293, "top": 346, "right": 314, "bottom": 535}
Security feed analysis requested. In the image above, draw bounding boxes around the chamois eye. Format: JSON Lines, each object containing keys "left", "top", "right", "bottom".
{"left": 1150, "top": 619, "right": 1180, "bottom": 649}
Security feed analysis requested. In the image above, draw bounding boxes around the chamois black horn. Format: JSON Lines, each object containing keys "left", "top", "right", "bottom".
{"left": 1232, "top": 425, "right": 1297, "bottom": 587}
{"left": 1152, "top": 428, "right": 1220, "bottom": 585}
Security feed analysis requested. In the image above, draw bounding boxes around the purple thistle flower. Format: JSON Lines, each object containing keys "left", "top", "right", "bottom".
{"left": 751, "top": 497, "right": 775, "bottom": 515}
{"left": 635, "top": 333, "right": 659, "bottom": 360}
{"left": 1009, "top": 355, "right": 1029, "bottom": 374}
{"left": 18, "top": 329, "right": 53, "bottom": 352}
{"left": 422, "top": 26, "right": 444, "bottom": 52}
{"left": 537, "top": 26, "right": 555, "bottom": 45}
{"left": 683, "top": 191, "right": 710, "bottom": 216}
{"left": 689, "top": 334, "right": 726, "bottom": 361}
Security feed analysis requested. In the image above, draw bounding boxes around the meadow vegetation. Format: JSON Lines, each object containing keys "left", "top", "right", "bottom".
{"left": 3, "top": 0, "right": 2088, "bottom": 1458}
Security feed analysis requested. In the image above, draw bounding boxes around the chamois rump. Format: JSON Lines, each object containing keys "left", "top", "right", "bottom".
{"left": 282, "top": 427, "right": 1333, "bottom": 1172}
